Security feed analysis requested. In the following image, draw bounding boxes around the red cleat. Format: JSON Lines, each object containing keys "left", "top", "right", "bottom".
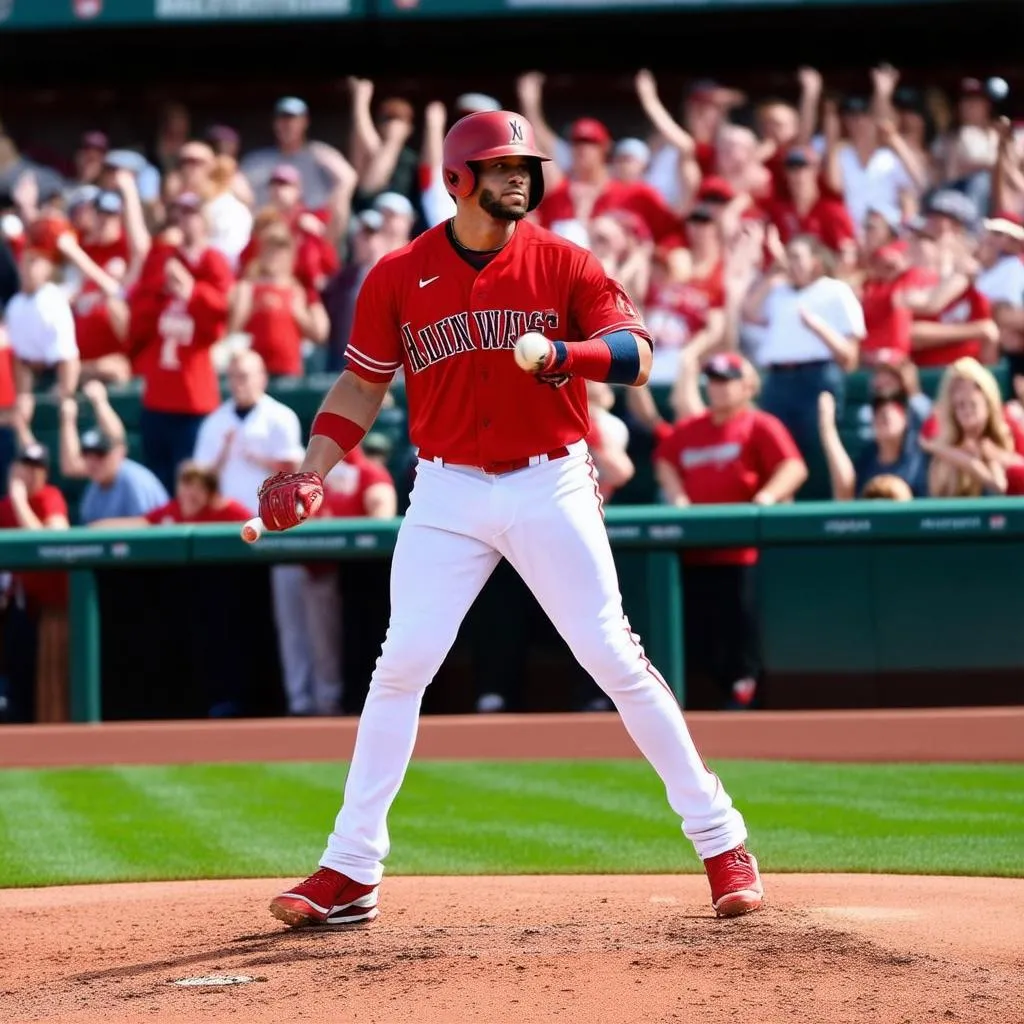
{"left": 269, "top": 867, "right": 379, "bottom": 928}
{"left": 703, "top": 844, "right": 764, "bottom": 917}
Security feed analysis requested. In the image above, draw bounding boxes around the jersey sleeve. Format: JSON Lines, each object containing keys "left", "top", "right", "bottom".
{"left": 969, "top": 287, "right": 992, "bottom": 319}
{"left": 37, "top": 485, "right": 69, "bottom": 522}
{"left": 343, "top": 260, "right": 403, "bottom": 383}
{"left": 752, "top": 412, "right": 803, "bottom": 477}
{"left": 569, "top": 251, "right": 652, "bottom": 345}
{"left": 144, "top": 500, "right": 175, "bottom": 524}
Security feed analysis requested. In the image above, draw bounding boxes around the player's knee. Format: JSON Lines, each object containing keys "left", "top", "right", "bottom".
{"left": 370, "top": 632, "right": 447, "bottom": 694}
{"left": 570, "top": 630, "right": 647, "bottom": 694}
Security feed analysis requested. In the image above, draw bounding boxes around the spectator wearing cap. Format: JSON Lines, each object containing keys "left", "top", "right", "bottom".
{"left": 935, "top": 77, "right": 1001, "bottom": 211}
{"left": 611, "top": 138, "right": 651, "bottom": 185}
{"left": 767, "top": 146, "right": 857, "bottom": 259}
{"left": 862, "top": 203, "right": 902, "bottom": 261}
{"left": 535, "top": 115, "right": 683, "bottom": 249}
{"left": 818, "top": 79, "right": 924, "bottom": 236}
{"left": 98, "top": 149, "right": 162, "bottom": 215}
{"left": 238, "top": 163, "right": 347, "bottom": 296}
{"left": 59, "top": 379, "right": 168, "bottom": 524}
{"left": 228, "top": 221, "right": 328, "bottom": 378}
{"left": 973, "top": 215, "right": 1024, "bottom": 369}
{"left": 167, "top": 140, "right": 253, "bottom": 272}
{"left": 742, "top": 234, "right": 864, "bottom": 492}
{"left": 5, "top": 238, "right": 80, "bottom": 440}
{"left": 645, "top": 204, "right": 725, "bottom": 385}
{"left": 818, "top": 385, "right": 928, "bottom": 501}
{"left": 859, "top": 240, "right": 934, "bottom": 365}
{"left": 347, "top": 78, "right": 419, "bottom": 209}
{"left": 373, "top": 191, "right": 415, "bottom": 255}
{"left": 127, "top": 190, "right": 234, "bottom": 492}
{"left": 70, "top": 132, "right": 110, "bottom": 190}
{"left": 68, "top": 184, "right": 148, "bottom": 384}
{"left": 0, "top": 442, "right": 70, "bottom": 722}
{"left": 897, "top": 203, "right": 998, "bottom": 368}
{"left": 321, "top": 208, "right": 389, "bottom": 373}
{"left": 654, "top": 351, "right": 805, "bottom": 710}
{"left": 240, "top": 97, "right": 350, "bottom": 211}
{"left": 289, "top": 444, "right": 398, "bottom": 717}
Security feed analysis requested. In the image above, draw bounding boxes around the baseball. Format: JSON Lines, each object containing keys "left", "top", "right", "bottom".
{"left": 514, "top": 332, "right": 551, "bottom": 372}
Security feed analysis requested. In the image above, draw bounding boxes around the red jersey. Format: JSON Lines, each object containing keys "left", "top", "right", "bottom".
{"left": 239, "top": 208, "right": 338, "bottom": 296}
{"left": 345, "top": 220, "right": 649, "bottom": 468}
{"left": 145, "top": 498, "right": 252, "bottom": 524}
{"left": 245, "top": 281, "right": 304, "bottom": 377}
{"left": 0, "top": 485, "right": 69, "bottom": 609}
{"left": 644, "top": 261, "right": 725, "bottom": 347}
{"left": 74, "top": 236, "right": 130, "bottom": 361}
{"left": 911, "top": 283, "right": 991, "bottom": 368}
{"left": 1006, "top": 465, "right": 1024, "bottom": 495}
{"left": 861, "top": 267, "right": 937, "bottom": 359}
{"left": 321, "top": 447, "right": 394, "bottom": 518}
{"left": 535, "top": 179, "right": 683, "bottom": 249}
{"left": 129, "top": 243, "right": 233, "bottom": 414}
{"left": 768, "top": 196, "right": 856, "bottom": 252}
{"left": 654, "top": 408, "right": 801, "bottom": 565}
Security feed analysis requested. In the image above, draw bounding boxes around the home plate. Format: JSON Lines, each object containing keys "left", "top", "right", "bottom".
{"left": 172, "top": 975, "right": 255, "bottom": 987}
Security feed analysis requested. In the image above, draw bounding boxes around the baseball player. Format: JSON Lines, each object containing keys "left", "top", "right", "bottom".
{"left": 260, "top": 110, "right": 763, "bottom": 925}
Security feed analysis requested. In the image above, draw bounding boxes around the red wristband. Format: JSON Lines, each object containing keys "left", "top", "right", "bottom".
{"left": 311, "top": 412, "right": 366, "bottom": 454}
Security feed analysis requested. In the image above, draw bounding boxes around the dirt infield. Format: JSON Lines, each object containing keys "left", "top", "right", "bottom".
{"left": 3, "top": 710, "right": 1022, "bottom": 1023}
{"left": 2, "top": 706, "right": 1023, "bottom": 768}
{"left": 4, "top": 874, "right": 1022, "bottom": 1024}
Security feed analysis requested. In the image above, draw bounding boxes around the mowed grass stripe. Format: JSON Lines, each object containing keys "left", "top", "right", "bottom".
{"left": 0, "top": 760, "right": 1021, "bottom": 887}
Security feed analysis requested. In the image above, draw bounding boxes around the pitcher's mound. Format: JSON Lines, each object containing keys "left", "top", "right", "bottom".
{"left": 3, "top": 874, "right": 1021, "bottom": 1024}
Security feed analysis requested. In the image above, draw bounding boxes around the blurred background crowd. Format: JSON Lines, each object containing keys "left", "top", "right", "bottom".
{"left": 2, "top": 9, "right": 1023, "bottom": 723}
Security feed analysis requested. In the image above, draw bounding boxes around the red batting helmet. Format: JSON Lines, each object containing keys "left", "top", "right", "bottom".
{"left": 442, "top": 110, "right": 550, "bottom": 211}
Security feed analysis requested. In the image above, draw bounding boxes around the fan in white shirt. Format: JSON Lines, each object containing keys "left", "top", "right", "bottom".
{"left": 4, "top": 248, "right": 80, "bottom": 440}
{"left": 974, "top": 217, "right": 1024, "bottom": 362}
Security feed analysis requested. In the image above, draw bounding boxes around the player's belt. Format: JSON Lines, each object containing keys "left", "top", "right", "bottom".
{"left": 418, "top": 445, "right": 572, "bottom": 476}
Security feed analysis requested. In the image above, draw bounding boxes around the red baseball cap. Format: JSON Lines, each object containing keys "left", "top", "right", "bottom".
{"left": 704, "top": 352, "right": 745, "bottom": 380}
{"left": 697, "top": 176, "right": 736, "bottom": 203}
{"left": 873, "top": 240, "right": 909, "bottom": 264}
{"left": 269, "top": 164, "right": 302, "bottom": 187}
{"left": 569, "top": 118, "right": 611, "bottom": 146}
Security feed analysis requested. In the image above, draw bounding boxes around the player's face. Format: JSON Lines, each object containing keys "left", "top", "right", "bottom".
{"left": 475, "top": 157, "right": 531, "bottom": 222}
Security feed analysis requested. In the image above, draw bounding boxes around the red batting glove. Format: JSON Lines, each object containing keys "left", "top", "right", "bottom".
{"left": 257, "top": 471, "right": 324, "bottom": 531}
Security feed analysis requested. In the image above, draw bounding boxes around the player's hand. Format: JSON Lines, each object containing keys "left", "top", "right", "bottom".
{"left": 257, "top": 471, "right": 324, "bottom": 532}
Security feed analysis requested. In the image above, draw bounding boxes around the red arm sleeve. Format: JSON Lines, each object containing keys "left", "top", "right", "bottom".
{"left": 570, "top": 251, "right": 652, "bottom": 345}
{"left": 344, "top": 259, "right": 403, "bottom": 383}
{"left": 37, "top": 486, "right": 68, "bottom": 521}
{"left": 144, "top": 501, "right": 174, "bottom": 524}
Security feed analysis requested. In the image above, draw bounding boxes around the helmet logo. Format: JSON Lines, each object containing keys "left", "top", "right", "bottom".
{"left": 509, "top": 120, "right": 524, "bottom": 144}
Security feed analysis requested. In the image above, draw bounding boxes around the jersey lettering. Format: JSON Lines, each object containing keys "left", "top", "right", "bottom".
{"left": 157, "top": 302, "right": 195, "bottom": 370}
{"left": 402, "top": 309, "right": 560, "bottom": 373}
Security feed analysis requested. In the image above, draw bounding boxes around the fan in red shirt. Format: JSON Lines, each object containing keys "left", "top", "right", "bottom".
{"left": 237, "top": 165, "right": 339, "bottom": 296}
{"left": 654, "top": 352, "right": 806, "bottom": 710}
{"left": 645, "top": 204, "right": 726, "bottom": 383}
{"left": 768, "top": 147, "right": 857, "bottom": 259}
{"left": 534, "top": 118, "right": 684, "bottom": 249}
{"left": 904, "top": 274, "right": 998, "bottom": 368}
{"left": 91, "top": 460, "right": 251, "bottom": 528}
{"left": 228, "top": 220, "right": 329, "bottom": 378}
{"left": 0, "top": 443, "right": 71, "bottom": 722}
{"left": 128, "top": 192, "right": 234, "bottom": 493}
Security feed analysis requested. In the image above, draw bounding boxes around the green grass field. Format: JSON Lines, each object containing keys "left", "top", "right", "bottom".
{"left": 0, "top": 759, "right": 1021, "bottom": 888}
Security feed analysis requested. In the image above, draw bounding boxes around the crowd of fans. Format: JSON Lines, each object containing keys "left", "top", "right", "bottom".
{"left": 2, "top": 64, "right": 1024, "bottom": 721}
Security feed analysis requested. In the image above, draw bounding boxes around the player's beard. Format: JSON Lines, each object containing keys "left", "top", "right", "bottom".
{"left": 479, "top": 189, "right": 528, "bottom": 222}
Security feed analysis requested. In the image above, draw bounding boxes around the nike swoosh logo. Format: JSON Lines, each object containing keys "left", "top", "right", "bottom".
{"left": 419, "top": 276, "right": 439, "bottom": 288}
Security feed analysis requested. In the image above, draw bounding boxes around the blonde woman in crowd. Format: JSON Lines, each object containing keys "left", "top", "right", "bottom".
{"left": 923, "top": 357, "right": 1020, "bottom": 496}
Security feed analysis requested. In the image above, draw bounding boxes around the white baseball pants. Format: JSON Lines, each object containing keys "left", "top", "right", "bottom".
{"left": 320, "top": 440, "right": 746, "bottom": 884}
